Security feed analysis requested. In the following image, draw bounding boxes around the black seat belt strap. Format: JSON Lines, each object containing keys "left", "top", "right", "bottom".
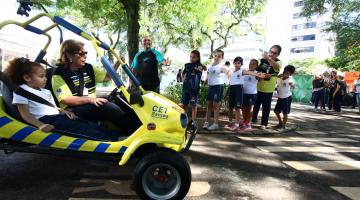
{"left": 14, "top": 87, "right": 56, "bottom": 108}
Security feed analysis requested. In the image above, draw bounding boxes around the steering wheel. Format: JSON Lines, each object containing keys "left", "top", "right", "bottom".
{"left": 107, "top": 87, "right": 120, "bottom": 102}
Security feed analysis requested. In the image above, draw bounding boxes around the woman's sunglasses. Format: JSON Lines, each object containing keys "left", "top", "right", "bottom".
{"left": 75, "top": 51, "right": 88, "bottom": 57}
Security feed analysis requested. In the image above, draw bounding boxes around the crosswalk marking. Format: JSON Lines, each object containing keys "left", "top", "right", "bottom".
{"left": 237, "top": 137, "right": 357, "bottom": 142}
{"left": 257, "top": 146, "right": 360, "bottom": 153}
{"left": 238, "top": 130, "right": 360, "bottom": 199}
{"left": 331, "top": 187, "right": 360, "bottom": 200}
{"left": 283, "top": 161, "right": 360, "bottom": 170}
{"left": 345, "top": 134, "right": 360, "bottom": 138}
{"left": 296, "top": 131, "right": 328, "bottom": 135}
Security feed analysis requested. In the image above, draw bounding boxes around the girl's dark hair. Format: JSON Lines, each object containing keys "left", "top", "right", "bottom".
{"left": 271, "top": 45, "right": 282, "bottom": 54}
{"left": 191, "top": 50, "right": 201, "bottom": 64}
{"left": 4, "top": 57, "right": 43, "bottom": 85}
{"left": 250, "top": 59, "right": 259, "bottom": 66}
{"left": 233, "top": 56, "right": 243, "bottom": 65}
{"left": 57, "top": 39, "right": 84, "bottom": 67}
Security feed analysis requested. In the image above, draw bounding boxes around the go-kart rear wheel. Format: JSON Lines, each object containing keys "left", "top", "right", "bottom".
{"left": 133, "top": 149, "right": 191, "bottom": 200}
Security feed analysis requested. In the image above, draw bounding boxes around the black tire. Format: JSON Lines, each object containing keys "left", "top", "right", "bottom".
{"left": 133, "top": 148, "right": 191, "bottom": 200}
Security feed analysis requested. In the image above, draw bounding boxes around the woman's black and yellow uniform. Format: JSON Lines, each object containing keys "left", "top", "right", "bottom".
{"left": 51, "top": 63, "right": 130, "bottom": 134}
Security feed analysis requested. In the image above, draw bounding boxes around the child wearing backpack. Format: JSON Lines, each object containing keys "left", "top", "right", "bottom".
{"left": 5, "top": 57, "right": 121, "bottom": 141}
{"left": 181, "top": 50, "right": 204, "bottom": 121}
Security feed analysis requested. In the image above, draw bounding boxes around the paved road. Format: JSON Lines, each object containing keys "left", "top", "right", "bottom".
{"left": 0, "top": 103, "right": 359, "bottom": 200}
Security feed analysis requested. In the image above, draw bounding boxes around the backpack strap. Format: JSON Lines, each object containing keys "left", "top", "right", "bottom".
{"left": 14, "top": 87, "right": 56, "bottom": 108}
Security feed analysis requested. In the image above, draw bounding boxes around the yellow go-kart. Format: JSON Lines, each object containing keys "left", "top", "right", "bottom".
{"left": 0, "top": 12, "right": 197, "bottom": 200}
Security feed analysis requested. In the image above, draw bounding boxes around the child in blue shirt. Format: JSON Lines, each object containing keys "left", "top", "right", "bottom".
{"left": 181, "top": 50, "right": 204, "bottom": 121}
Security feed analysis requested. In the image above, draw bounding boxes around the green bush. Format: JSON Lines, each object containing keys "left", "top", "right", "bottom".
{"left": 163, "top": 82, "right": 228, "bottom": 108}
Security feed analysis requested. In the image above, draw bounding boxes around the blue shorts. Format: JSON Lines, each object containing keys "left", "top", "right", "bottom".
{"left": 228, "top": 84, "right": 243, "bottom": 109}
{"left": 181, "top": 89, "right": 199, "bottom": 106}
{"left": 274, "top": 96, "right": 292, "bottom": 114}
{"left": 206, "top": 85, "right": 224, "bottom": 102}
{"left": 243, "top": 94, "right": 257, "bottom": 106}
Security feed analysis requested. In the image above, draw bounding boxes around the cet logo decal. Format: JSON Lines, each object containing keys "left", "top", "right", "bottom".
{"left": 151, "top": 105, "right": 168, "bottom": 119}
{"left": 56, "top": 88, "right": 62, "bottom": 95}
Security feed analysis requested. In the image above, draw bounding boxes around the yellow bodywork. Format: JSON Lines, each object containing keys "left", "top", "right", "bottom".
{"left": 0, "top": 13, "right": 188, "bottom": 166}
{"left": 0, "top": 92, "right": 187, "bottom": 166}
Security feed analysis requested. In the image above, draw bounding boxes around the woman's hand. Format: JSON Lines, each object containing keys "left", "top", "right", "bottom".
{"left": 256, "top": 72, "right": 266, "bottom": 79}
{"left": 62, "top": 110, "right": 77, "bottom": 119}
{"left": 39, "top": 124, "right": 55, "bottom": 132}
{"left": 88, "top": 97, "right": 108, "bottom": 107}
{"left": 262, "top": 52, "right": 270, "bottom": 60}
{"left": 263, "top": 73, "right": 272, "bottom": 79}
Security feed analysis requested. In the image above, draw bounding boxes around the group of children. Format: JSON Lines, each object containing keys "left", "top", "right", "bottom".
{"left": 180, "top": 49, "right": 296, "bottom": 132}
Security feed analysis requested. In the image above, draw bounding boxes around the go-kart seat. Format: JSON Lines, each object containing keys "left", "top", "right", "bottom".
{"left": 0, "top": 72, "right": 23, "bottom": 121}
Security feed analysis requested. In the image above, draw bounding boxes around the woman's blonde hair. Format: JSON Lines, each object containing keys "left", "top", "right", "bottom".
{"left": 57, "top": 39, "right": 84, "bottom": 67}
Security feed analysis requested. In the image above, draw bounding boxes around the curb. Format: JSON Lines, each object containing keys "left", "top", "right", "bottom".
{"left": 306, "top": 109, "right": 360, "bottom": 120}
{"left": 197, "top": 124, "right": 299, "bottom": 135}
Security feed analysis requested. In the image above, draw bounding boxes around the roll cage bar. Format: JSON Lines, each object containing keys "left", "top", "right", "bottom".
{"left": 0, "top": 12, "right": 144, "bottom": 103}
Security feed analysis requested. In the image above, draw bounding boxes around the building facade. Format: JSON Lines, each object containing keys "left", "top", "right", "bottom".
{"left": 264, "top": 0, "right": 335, "bottom": 64}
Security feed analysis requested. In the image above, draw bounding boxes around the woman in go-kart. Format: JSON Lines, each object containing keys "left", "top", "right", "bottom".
{"left": 51, "top": 39, "right": 130, "bottom": 133}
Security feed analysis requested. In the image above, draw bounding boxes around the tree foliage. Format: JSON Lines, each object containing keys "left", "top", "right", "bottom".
{"left": 325, "top": 46, "right": 360, "bottom": 71}
{"left": 33, "top": 0, "right": 265, "bottom": 63}
{"left": 200, "top": 0, "right": 266, "bottom": 59}
{"left": 288, "top": 58, "right": 326, "bottom": 75}
{"left": 301, "top": 0, "right": 360, "bottom": 71}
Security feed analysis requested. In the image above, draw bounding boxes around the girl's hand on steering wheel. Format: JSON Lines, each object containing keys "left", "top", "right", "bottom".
{"left": 88, "top": 97, "right": 108, "bottom": 107}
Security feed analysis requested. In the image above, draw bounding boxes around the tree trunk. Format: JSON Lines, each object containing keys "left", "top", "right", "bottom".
{"left": 119, "top": 0, "right": 140, "bottom": 65}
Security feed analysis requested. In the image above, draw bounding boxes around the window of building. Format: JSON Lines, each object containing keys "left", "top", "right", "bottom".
{"left": 293, "top": 13, "right": 301, "bottom": 19}
{"left": 291, "top": 34, "right": 316, "bottom": 42}
{"left": 292, "top": 22, "right": 317, "bottom": 30}
{"left": 294, "top": 1, "right": 304, "bottom": 7}
{"left": 290, "top": 46, "right": 315, "bottom": 54}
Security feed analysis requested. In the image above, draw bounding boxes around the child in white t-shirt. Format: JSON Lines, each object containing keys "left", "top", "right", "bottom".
{"left": 274, "top": 65, "right": 296, "bottom": 129}
{"left": 203, "top": 50, "right": 228, "bottom": 130}
{"left": 241, "top": 59, "right": 259, "bottom": 130}
{"left": 5, "top": 57, "right": 120, "bottom": 141}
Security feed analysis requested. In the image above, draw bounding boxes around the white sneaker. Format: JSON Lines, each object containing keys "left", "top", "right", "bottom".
{"left": 203, "top": 121, "right": 209, "bottom": 129}
{"left": 208, "top": 123, "right": 219, "bottom": 130}
{"left": 260, "top": 125, "right": 266, "bottom": 130}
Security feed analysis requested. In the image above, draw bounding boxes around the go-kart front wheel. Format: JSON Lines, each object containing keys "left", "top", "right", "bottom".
{"left": 133, "top": 149, "right": 191, "bottom": 200}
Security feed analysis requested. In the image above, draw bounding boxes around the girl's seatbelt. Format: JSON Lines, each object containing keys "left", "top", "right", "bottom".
{"left": 14, "top": 87, "right": 56, "bottom": 108}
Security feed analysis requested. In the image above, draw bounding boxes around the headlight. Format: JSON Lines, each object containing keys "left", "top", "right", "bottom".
{"left": 180, "top": 113, "right": 188, "bottom": 128}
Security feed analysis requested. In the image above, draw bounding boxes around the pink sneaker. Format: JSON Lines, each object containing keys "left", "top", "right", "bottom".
{"left": 242, "top": 124, "right": 252, "bottom": 131}
{"left": 225, "top": 123, "right": 237, "bottom": 130}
